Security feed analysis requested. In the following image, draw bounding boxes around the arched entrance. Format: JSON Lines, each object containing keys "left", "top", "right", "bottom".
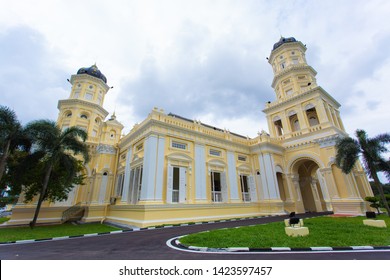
{"left": 291, "top": 158, "right": 326, "bottom": 213}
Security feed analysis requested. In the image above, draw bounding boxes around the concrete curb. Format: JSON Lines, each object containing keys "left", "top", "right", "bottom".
{"left": 172, "top": 237, "right": 390, "bottom": 252}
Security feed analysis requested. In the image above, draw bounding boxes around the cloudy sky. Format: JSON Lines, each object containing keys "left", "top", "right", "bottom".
{"left": 1, "top": 0, "right": 389, "bottom": 139}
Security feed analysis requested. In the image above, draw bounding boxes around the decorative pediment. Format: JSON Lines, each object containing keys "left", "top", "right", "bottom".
{"left": 207, "top": 159, "right": 226, "bottom": 168}
{"left": 237, "top": 163, "right": 251, "bottom": 172}
{"left": 166, "top": 152, "right": 192, "bottom": 162}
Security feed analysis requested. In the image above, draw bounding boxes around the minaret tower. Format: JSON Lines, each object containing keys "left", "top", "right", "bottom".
{"left": 263, "top": 37, "right": 346, "bottom": 141}
{"left": 57, "top": 64, "right": 110, "bottom": 143}
{"left": 57, "top": 65, "right": 123, "bottom": 210}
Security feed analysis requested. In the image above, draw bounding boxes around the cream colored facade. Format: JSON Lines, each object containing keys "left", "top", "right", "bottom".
{"left": 8, "top": 38, "right": 373, "bottom": 227}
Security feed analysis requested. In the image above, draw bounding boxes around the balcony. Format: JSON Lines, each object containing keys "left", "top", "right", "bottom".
{"left": 212, "top": 191, "right": 222, "bottom": 202}
{"left": 242, "top": 192, "right": 251, "bottom": 202}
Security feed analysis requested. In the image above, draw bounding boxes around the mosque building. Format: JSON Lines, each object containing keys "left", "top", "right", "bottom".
{"left": 8, "top": 37, "right": 373, "bottom": 227}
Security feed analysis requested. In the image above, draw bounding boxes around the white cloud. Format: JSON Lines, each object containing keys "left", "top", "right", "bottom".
{"left": 0, "top": 0, "right": 389, "bottom": 139}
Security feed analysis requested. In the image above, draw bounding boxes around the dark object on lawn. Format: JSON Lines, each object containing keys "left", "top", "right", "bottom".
{"left": 366, "top": 211, "right": 376, "bottom": 219}
{"left": 289, "top": 217, "right": 300, "bottom": 227}
{"left": 289, "top": 212, "right": 296, "bottom": 218}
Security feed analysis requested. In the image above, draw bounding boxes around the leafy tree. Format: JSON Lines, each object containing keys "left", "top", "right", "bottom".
{"left": 0, "top": 105, "right": 31, "bottom": 184}
{"left": 369, "top": 181, "right": 390, "bottom": 195}
{"left": 335, "top": 129, "right": 390, "bottom": 217}
{"left": 24, "top": 120, "right": 90, "bottom": 228}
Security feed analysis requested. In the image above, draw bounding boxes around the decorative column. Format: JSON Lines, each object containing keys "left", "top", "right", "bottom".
{"left": 195, "top": 144, "right": 207, "bottom": 202}
{"left": 290, "top": 174, "right": 305, "bottom": 213}
{"left": 319, "top": 168, "right": 340, "bottom": 199}
{"left": 258, "top": 153, "right": 280, "bottom": 200}
{"left": 316, "top": 169, "right": 332, "bottom": 211}
{"left": 310, "top": 178, "right": 323, "bottom": 212}
{"left": 227, "top": 151, "right": 240, "bottom": 202}
{"left": 140, "top": 134, "right": 165, "bottom": 203}
{"left": 282, "top": 174, "right": 294, "bottom": 202}
{"left": 154, "top": 136, "right": 165, "bottom": 202}
{"left": 315, "top": 99, "right": 330, "bottom": 124}
{"left": 121, "top": 148, "right": 133, "bottom": 203}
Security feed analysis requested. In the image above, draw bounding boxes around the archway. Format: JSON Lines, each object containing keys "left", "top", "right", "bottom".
{"left": 291, "top": 158, "right": 326, "bottom": 213}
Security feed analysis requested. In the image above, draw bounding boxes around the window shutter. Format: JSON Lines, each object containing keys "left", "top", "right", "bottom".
{"left": 131, "top": 169, "right": 139, "bottom": 204}
{"left": 167, "top": 164, "right": 173, "bottom": 203}
{"left": 221, "top": 172, "right": 228, "bottom": 202}
{"left": 99, "top": 174, "right": 108, "bottom": 204}
{"left": 248, "top": 175, "right": 257, "bottom": 202}
{"left": 179, "top": 167, "right": 186, "bottom": 203}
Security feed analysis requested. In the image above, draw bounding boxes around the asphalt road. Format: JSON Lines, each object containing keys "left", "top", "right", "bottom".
{"left": 1, "top": 213, "right": 389, "bottom": 260}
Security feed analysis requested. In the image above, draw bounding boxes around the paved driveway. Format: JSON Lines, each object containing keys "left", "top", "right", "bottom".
{"left": 1, "top": 213, "right": 389, "bottom": 260}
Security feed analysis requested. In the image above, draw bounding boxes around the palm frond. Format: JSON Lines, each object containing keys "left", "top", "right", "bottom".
{"left": 335, "top": 137, "right": 360, "bottom": 174}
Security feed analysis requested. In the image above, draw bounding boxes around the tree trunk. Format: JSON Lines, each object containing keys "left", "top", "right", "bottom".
{"left": 370, "top": 166, "right": 390, "bottom": 217}
{"left": 29, "top": 164, "right": 53, "bottom": 229}
{"left": 0, "top": 139, "right": 11, "bottom": 183}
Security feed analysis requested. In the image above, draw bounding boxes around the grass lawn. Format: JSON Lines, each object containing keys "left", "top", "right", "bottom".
{"left": 179, "top": 216, "right": 390, "bottom": 248}
{"left": 0, "top": 223, "right": 120, "bottom": 242}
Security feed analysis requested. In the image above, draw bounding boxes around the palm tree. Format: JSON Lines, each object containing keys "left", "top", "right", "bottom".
{"left": 25, "top": 120, "right": 90, "bottom": 228}
{"left": 335, "top": 129, "right": 390, "bottom": 217}
{"left": 0, "top": 105, "right": 31, "bottom": 183}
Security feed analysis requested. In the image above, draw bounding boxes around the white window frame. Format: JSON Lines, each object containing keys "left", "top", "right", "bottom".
{"left": 209, "top": 149, "right": 221, "bottom": 157}
{"left": 171, "top": 141, "right": 187, "bottom": 150}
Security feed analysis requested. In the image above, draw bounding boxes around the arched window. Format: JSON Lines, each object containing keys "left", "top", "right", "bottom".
{"left": 305, "top": 104, "right": 320, "bottom": 126}
{"left": 273, "top": 116, "right": 284, "bottom": 136}
{"left": 80, "top": 114, "right": 88, "bottom": 119}
{"left": 309, "top": 116, "right": 319, "bottom": 126}
{"left": 288, "top": 111, "right": 300, "bottom": 132}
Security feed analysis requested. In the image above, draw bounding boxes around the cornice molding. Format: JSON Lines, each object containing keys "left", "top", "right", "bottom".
{"left": 262, "top": 86, "right": 341, "bottom": 114}
{"left": 70, "top": 74, "right": 110, "bottom": 91}
{"left": 271, "top": 65, "right": 317, "bottom": 88}
{"left": 58, "top": 99, "right": 109, "bottom": 118}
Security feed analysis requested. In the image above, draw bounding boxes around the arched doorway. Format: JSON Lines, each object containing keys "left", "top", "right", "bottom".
{"left": 291, "top": 158, "right": 326, "bottom": 213}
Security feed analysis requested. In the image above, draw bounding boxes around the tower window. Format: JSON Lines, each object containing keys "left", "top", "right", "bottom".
{"left": 110, "top": 131, "right": 116, "bottom": 139}
{"left": 66, "top": 112, "right": 72, "bottom": 118}
{"left": 292, "top": 58, "right": 299, "bottom": 65}
{"left": 80, "top": 114, "right": 88, "bottom": 119}
{"left": 85, "top": 93, "right": 93, "bottom": 100}
{"left": 286, "top": 89, "right": 293, "bottom": 95}
{"left": 273, "top": 118, "right": 284, "bottom": 136}
{"left": 306, "top": 107, "right": 320, "bottom": 126}
{"left": 280, "top": 62, "right": 286, "bottom": 69}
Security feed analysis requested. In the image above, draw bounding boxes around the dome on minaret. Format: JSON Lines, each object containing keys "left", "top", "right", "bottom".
{"left": 77, "top": 64, "right": 107, "bottom": 83}
{"left": 272, "top": 37, "right": 297, "bottom": 51}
